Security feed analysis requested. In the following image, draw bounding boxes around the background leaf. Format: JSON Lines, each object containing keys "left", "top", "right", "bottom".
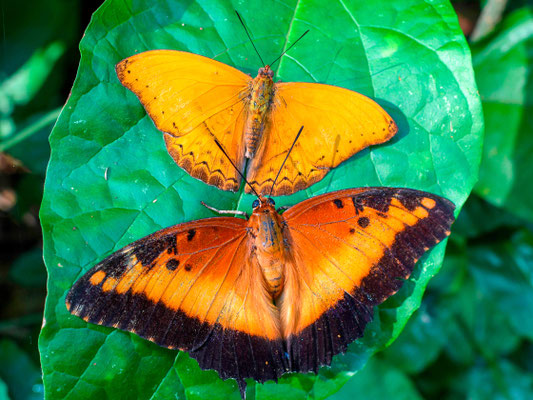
{"left": 39, "top": 0, "right": 483, "bottom": 398}
{"left": 0, "top": 378, "right": 11, "bottom": 400}
{"left": 329, "top": 358, "right": 423, "bottom": 400}
{"left": 0, "top": 339, "right": 43, "bottom": 400}
{"left": 9, "top": 248, "right": 47, "bottom": 288}
{"left": 472, "top": 7, "right": 533, "bottom": 222}
{"left": 0, "top": 2, "right": 83, "bottom": 400}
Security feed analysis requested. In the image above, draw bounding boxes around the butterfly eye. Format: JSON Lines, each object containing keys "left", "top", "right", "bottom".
{"left": 252, "top": 199, "right": 260, "bottom": 208}
{"left": 268, "top": 198, "right": 276, "bottom": 206}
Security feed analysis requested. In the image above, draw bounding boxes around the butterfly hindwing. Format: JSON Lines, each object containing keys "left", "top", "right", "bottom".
{"left": 66, "top": 217, "right": 288, "bottom": 385}
{"left": 116, "top": 50, "right": 251, "bottom": 191}
{"left": 280, "top": 187, "right": 455, "bottom": 372}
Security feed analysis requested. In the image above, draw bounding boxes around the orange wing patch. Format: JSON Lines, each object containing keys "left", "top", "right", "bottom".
{"left": 89, "top": 270, "right": 106, "bottom": 286}
{"left": 280, "top": 188, "right": 454, "bottom": 372}
{"left": 116, "top": 50, "right": 251, "bottom": 191}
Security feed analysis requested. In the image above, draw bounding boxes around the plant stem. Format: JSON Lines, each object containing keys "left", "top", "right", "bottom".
{"left": 0, "top": 107, "right": 61, "bottom": 151}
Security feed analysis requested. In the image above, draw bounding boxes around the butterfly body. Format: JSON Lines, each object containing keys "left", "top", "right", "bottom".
{"left": 244, "top": 66, "right": 275, "bottom": 158}
{"left": 247, "top": 198, "right": 288, "bottom": 298}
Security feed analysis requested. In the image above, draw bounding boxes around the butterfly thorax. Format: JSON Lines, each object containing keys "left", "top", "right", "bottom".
{"left": 244, "top": 66, "right": 275, "bottom": 158}
{"left": 247, "top": 202, "right": 286, "bottom": 299}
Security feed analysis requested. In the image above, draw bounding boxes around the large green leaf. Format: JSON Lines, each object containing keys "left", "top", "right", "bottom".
{"left": 472, "top": 7, "right": 533, "bottom": 222}
{"left": 39, "top": 0, "right": 482, "bottom": 398}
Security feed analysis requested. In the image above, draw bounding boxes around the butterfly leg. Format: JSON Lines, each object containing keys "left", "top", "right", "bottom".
{"left": 237, "top": 378, "right": 247, "bottom": 400}
{"left": 201, "top": 201, "right": 249, "bottom": 219}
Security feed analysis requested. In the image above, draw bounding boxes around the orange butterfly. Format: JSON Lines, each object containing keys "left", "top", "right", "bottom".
{"left": 66, "top": 187, "right": 454, "bottom": 398}
{"left": 115, "top": 19, "right": 398, "bottom": 196}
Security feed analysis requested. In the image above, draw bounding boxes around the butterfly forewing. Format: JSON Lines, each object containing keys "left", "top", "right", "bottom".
{"left": 116, "top": 50, "right": 251, "bottom": 191}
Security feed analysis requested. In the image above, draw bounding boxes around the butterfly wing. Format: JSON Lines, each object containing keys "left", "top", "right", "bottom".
{"left": 246, "top": 83, "right": 398, "bottom": 196}
{"left": 66, "top": 217, "right": 288, "bottom": 386}
{"left": 116, "top": 50, "right": 252, "bottom": 191}
{"left": 279, "top": 187, "right": 455, "bottom": 372}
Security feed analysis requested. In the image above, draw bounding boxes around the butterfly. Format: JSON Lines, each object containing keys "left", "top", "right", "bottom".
{"left": 115, "top": 15, "right": 398, "bottom": 197}
{"left": 66, "top": 186, "right": 455, "bottom": 398}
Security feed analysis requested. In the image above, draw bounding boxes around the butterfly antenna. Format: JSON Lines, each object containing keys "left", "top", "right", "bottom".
{"left": 214, "top": 139, "right": 261, "bottom": 198}
{"left": 269, "top": 126, "right": 304, "bottom": 197}
{"left": 269, "top": 30, "right": 310, "bottom": 68}
{"left": 235, "top": 10, "right": 266, "bottom": 67}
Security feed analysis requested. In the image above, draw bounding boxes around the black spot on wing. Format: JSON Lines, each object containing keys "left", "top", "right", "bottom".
{"left": 166, "top": 258, "right": 180, "bottom": 271}
{"left": 187, "top": 229, "right": 196, "bottom": 241}
{"left": 333, "top": 199, "right": 344, "bottom": 209}
{"left": 357, "top": 217, "right": 370, "bottom": 228}
{"left": 134, "top": 233, "right": 177, "bottom": 266}
{"left": 165, "top": 234, "right": 178, "bottom": 255}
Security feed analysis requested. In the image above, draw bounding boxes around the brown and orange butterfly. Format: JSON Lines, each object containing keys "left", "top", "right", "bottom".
{"left": 66, "top": 186, "right": 455, "bottom": 398}
{"left": 115, "top": 15, "right": 398, "bottom": 196}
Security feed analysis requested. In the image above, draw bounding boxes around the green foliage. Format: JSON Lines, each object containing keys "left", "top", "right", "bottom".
{"left": 0, "top": 340, "right": 43, "bottom": 400}
{"left": 39, "top": 0, "right": 483, "bottom": 398}
{"left": 331, "top": 357, "right": 423, "bottom": 400}
{"left": 0, "top": 378, "right": 10, "bottom": 400}
{"left": 0, "top": 1, "right": 81, "bottom": 400}
{"left": 1, "top": 42, "right": 65, "bottom": 112}
{"left": 330, "top": 5, "right": 533, "bottom": 399}
{"left": 9, "top": 248, "right": 47, "bottom": 288}
{"left": 473, "top": 7, "right": 533, "bottom": 222}
{"left": 332, "top": 201, "right": 533, "bottom": 399}
{"left": 0, "top": 0, "right": 78, "bottom": 152}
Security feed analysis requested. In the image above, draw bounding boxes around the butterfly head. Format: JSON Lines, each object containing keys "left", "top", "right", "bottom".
{"left": 252, "top": 196, "right": 276, "bottom": 212}
{"left": 258, "top": 66, "right": 274, "bottom": 78}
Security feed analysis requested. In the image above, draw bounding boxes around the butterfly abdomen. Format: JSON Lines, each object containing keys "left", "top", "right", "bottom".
{"left": 248, "top": 203, "right": 287, "bottom": 298}
{"left": 244, "top": 69, "right": 275, "bottom": 158}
